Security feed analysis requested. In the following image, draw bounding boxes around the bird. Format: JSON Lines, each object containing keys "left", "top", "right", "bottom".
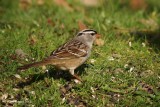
{"left": 18, "top": 29, "right": 98, "bottom": 81}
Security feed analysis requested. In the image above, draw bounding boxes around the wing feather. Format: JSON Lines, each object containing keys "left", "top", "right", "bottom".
{"left": 49, "top": 40, "right": 88, "bottom": 59}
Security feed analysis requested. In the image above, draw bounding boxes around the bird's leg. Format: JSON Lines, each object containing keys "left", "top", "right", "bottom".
{"left": 69, "top": 69, "right": 82, "bottom": 82}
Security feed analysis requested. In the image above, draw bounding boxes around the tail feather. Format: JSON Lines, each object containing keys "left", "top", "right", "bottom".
{"left": 17, "top": 61, "right": 50, "bottom": 70}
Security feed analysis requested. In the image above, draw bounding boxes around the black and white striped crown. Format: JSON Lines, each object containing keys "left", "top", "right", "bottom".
{"left": 77, "top": 29, "right": 97, "bottom": 36}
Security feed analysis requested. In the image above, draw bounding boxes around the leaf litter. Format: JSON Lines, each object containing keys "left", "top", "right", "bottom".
{"left": 60, "top": 83, "right": 88, "bottom": 106}
{"left": 15, "top": 49, "right": 28, "bottom": 59}
{"left": 54, "top": 0, "right": 74, "bottom": 12}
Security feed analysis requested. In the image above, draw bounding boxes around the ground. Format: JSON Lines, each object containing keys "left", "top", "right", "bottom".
{"left": 0, "top": 0, "right": 160, "bottom": 106}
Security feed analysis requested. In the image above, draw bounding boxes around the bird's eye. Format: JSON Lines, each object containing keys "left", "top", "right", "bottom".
{"left": 91, "top": 33, "right": 95, "bottom": 36}
{"left": 77, "top": 33, "right": 83, "bottom": 36}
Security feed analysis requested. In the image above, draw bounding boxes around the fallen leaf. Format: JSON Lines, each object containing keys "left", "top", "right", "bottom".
{"left": 138, "top": 82, "right": 154, "bottom": 94}
{"left": 90, "top": 87, "right": 95, "bottom": 93}
{"left": 140, "top": 18, "right": 158, "bottom": 30}
{"left": 92, "top": 94, "right": 96, "bottom": 99}
{"left": 85, "top": 16, "right": 94, "bottom": 24}
{"left": 74, "top": 79, "right": 81, "bottom": 84}
{"left": 30, "top": 91, "right": 35, "bottom": 95}
{"left": 25, "top": 58, "right": 29, "bottom": 62}
{"left": 90, "top": 59, "right": 96, "bottom": 64}
{"left": 54, "top": 0, "right": 73, "bottom": 12}
{"left": 60, "top": 24, "right": 65, "bottom": 29}
{"left": 142, "top": 42, "right": 146, "bottom": 47}
{"left": 107, "top": 56, "right": 114, "bottom": 61}
{"left": 128, "top": 67, "right": 134, "bottom": 72}
{"left": 42, "top": 65, "right": 47, "bottom": 70}
{"left": 114, "top": 68, "right": 124, "bottom": 74}
{"left": 78, "top": 21, "right": 88, "bottom": 31}
{"left": 124, "top": 64, "right": 129, "bottom": 69}
{"left": 94, "top": 38, "right": 104, "bottom": 46}
{"left": 13, "top": 88, "right": 20, "bottom": 92}
{"left": 6, "top": 100, "right": 17, "bottom": 105}
{"left": 60, "top": 83, "right": 73, "bottom": 95}
{"left": 47, "top": 18, "right": 54, "bottom": 26}
{"left": 1, "top": 93, "right": 8, "bottom": 100}
{"left": 1, "top": 93, "right": 18, "bottom": 106}
{"left": 9, "top": 54, "right": 17, "bottom": 60}
{"left": 28, "top": 34, "right": 38, "bottom": 45}
{"left": 59, "top": 83, "right": 87, "bottom": 106}
{"left": 19, "top": 0, "right": 32, "bottom": 10}
{"left": 80, "top": 0, "right": 102, "bottom": 7}
{"left": 96, "top": 33, "right": 101, "bottom": 39}
{"left": 130, "top": 0, "right": 147, "bottom": 10}
{"left": 112, "top": 53, "right": 121, "bottom": 59}
{"left": 14, "top": 74, "right": 22, "bottom": 79}
{"left": 62, "top": 97, "right": 66, "bottom": 103}
{"left": 140, "top": 70, "right": 154, "bottom": 78}
{"left": 15, "top": 49, "right": 28, "bottom": 59}
{"left": 37, "top": 0, "right": 44, "bottom": 5}
{"left": 129, "top": 41, "right": 132, "bottom": 47}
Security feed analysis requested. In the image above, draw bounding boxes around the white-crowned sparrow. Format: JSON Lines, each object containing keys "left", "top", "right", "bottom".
{"left": 18, "top": 29, "right": 98, "bottom": 81}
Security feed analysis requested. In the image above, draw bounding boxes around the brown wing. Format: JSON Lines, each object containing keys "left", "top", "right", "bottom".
{"left": 49, "top": 40, "right": 88, "bottom": 59}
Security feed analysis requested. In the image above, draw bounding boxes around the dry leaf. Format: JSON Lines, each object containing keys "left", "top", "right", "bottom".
{"left": 140, "top": 70, "right": 154, "bottom": 78}
{"left": 13, "top": 88, "right": 20, "bottom": 92}
{"left": 130, "top": 0, "right": 147, "bottom": 10}
{"left": 14, "top": 74, "right": 22, "bottom": 79}
{"left": 15, "top": 49, "right": 28, "bottom": 59}
{"left": 74, "top": 79, "right": 82, "bottom": 84}
{"left": 90, "top": 59, "right": 96, "bottom": 64}
{"left": 60, "top": 24, "right": 65, "bottom": 29}
{"left": 37, "top": 0, "right": 44, "bottom": 5}
{"left": 1, "top": 93, "right": 8, "bottom": 100}
{"left": 80, "top": 0, "right": 102, "bottom": 7}
{"left": 85, "top": 16, "right": 94, "bottom": 24}
{"left": 60, "top": 83, "right": 86, "bottom": 106}
{"left": 142, "top": 42, "right": 146, "bottom": 47}
{"left": 19, "top": 0, "right": 32, "bottom": 10}
{"left": 94, "top": 38, "right": 104, "bottom": 46}
{"left": 107, "top": 56, "right": 114, "bottom": 61}
{"left": 96, "top": 33, "right": 101, "bottom": 39}
{"left": 30, "top": 91, "right": 35, "bottom": 95}
{"left": 60, "top": 83, "right": 73, "bottom": 95}
{"left": 42, "top": 65, "right": 47, "bottom": 70}
{"left": 47, "top": 18, "right": 54, "bottom": 26}
{"left": 28, "top": 34, "right": 38, "bottom": 45}
{"left": 54, "top": 0, "right": 73, "bottom": 12}
{"left": 78, "top": 21, "right": 88, "bottom": 30}
{"left": 112, "top": 53, "right": 121, "bottom": 59}
{"left": 139, "top": 82, "right": 154, "bottom": 94}
{"left": 140, "top": 18, "right": 158, "bottom": 30}
{"left": 9, "top": 54, "right": 17, "bottom": 60}
{"left": 129, "top": 41, "right": 132, "bottom": 47}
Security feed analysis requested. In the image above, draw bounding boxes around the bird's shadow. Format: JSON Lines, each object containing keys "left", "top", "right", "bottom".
{"left": 130, "top": 29, "right": 160, "bottom": 52}
{"left": 16, "top": 64, "right": 89, "bottom": 88}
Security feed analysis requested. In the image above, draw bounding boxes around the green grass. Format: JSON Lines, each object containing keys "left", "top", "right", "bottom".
{"left": 0, "top": 0, "right": 160, "bottom": 106}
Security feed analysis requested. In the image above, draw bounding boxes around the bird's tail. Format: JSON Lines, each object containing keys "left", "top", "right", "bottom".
{"left": 17, "top": 60, "right": 51, "bottom": 70}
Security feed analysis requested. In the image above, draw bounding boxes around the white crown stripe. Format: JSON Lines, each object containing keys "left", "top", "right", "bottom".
{"left": 82, "top": 31, "right": 96, "bottom": 34}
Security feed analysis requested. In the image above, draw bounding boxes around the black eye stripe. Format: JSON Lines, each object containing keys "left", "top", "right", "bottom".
{"left": 82, "top": 29, "right": 97, "bottom": 34}
{"left": 77, "top": 32, "right": 83, "bottom": 36}
{"left": 77, "top": 32, "right": 96, "bottom": 36}
{"left": 91, "top": 33, "right": 95, "bottom": 36}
